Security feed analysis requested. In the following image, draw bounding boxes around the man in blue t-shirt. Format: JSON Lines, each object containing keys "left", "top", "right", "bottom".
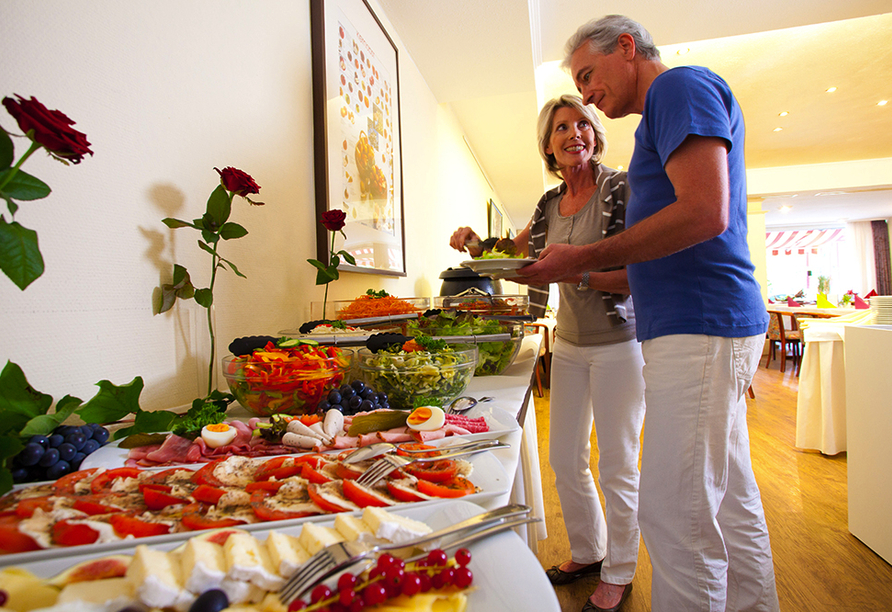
{"left": 517, "top": 14, "right": 778, "bottom": 612}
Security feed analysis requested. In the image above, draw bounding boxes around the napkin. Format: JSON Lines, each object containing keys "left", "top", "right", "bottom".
{"left": 865, "top": 289, "right": 878, "bottom": 299}
{"left": 786, "top": 297, "right": 801, "bottom": 307}
{"left": 816, "top": 293, "right": 836, "bottom": 308}
{"left": 854, "top": 294, "right": 870, "bottom": 309}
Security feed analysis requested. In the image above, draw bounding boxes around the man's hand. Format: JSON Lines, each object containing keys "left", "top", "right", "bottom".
{"left": 514, "top": 243, "right": 587, "bottom": 285}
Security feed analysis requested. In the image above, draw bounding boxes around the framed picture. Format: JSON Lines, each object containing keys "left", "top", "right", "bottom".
{"left": 488, "top": 199, "right": 503, "bottom": 239}
{"left": 311, "top": 0, "right": 405, "bottom": 276}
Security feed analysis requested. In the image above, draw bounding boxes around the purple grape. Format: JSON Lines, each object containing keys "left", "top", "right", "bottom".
{"left": 38, "top": 447, "right": 60, "bottom": 468}
{"left": 18, "top": 443, "right": 45, "bottom": 467}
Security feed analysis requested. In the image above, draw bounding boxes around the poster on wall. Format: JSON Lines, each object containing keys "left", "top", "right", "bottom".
{"left": 311, "top": 0, "right": 405, "bottom": 276}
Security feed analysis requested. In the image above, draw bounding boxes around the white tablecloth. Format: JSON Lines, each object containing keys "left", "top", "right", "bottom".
{"left": 466, "top": 334, "right": 547, "bottom": 550}
{"left": 795, "top": 310, "right": 874, "bottom": 454}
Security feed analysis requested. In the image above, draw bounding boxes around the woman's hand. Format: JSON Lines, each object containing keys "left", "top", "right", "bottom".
{"left": 450, "top": 226, "right": 483, "bottom": 257}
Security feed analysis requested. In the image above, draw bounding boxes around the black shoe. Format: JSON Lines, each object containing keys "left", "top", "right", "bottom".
{"left": 545, "top": 560, "right": 602, "bottom": 585}
{"left": 581, "top": 583, "right": 633, "bottom": 612}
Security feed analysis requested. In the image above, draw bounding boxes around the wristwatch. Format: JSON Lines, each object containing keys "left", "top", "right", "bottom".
{"left": 577, "top": 271, "right": 590, "bottom": 291}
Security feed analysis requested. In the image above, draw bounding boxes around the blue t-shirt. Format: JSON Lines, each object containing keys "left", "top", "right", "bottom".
{"left": 626, "top": 66, "right": 767, "bottom": 342}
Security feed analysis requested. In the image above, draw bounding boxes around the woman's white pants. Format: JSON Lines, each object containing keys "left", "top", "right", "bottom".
{"left": 548, "top": 337, "right": 646, "bottom": 585}
{"left": 638, "top": 334, "right": 780, "bottom": 612}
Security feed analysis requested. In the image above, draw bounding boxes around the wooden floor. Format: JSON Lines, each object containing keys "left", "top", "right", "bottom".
{"left": 532, "top": 360, "right": 892, "bottom": 611}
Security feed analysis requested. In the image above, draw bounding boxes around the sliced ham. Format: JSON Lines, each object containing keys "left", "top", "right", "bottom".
{"left": 145, "top": 434, "right": 194, "bottom": 464}
{"left": 358, "top": 429, "right": 414, "bottom": 447}
{"left": 410, "top": 429, "right": 447, "bottom": 443}
{"left": 444, "top": 414, "right": 489, "bottom": 433}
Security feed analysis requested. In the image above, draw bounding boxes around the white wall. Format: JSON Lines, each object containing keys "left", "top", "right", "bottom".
{"left": 0, "top": 0, "right": 502, "bottom": 411}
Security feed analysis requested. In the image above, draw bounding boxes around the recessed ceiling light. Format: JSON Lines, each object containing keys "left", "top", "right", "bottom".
{"left": 779, "top": 205, "right": 792, "bottom": 213}
{"left": 676, "top": 48, "right": 690, "bottom": 55}
{"left": 773, "top": 127, "right": 783, "bottom": 132}
{"left": 826, "top": 86, "right": 837, "bottom": 93}
{"left": 879, "top": 100, "right": 889, "bottom": 106}
{"left": 778, "top": 111, "right": 789, "bottom": 117}
{"left": 617, "top": 165, "right": 624, "bottom": 171}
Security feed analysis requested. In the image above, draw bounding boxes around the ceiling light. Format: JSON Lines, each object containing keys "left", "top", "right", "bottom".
{"left": 879, "top": 100, "right": 888, "bottom": 106}
{"left": 779, "top": 205, "right": 792, "bottom": 213}
{"left": 617, "top": 165, "right": 624, "bottom": 171}
{"left": 778, "top": 111, "right": 788, "bottom": 117}
{"left": 676, "top": 48, "right": 690, "bottom": 55}
{"left": 773, "top": 127, "right": 783, "bottom": 132}
{"left": 826, "top": 86, "right": 837, "bottom": 93}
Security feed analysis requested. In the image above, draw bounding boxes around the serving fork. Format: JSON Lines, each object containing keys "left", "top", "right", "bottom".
{"left": 343, "top": 437, "right": 502, "bottom": 465}
{"left": 355, "top": 441, "right": 510, "bottom": 487}
{"left": 277, "top": 503, "right": 536, "bottom": 604}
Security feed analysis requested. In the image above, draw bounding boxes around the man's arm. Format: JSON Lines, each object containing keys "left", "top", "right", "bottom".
{"left": 515, "top": 135, "right": 730, "bottom": 285}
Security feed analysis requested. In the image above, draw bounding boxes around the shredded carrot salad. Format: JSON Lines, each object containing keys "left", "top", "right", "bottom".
{"left": 337, "top": 294, "right": 421, "bottom": 319}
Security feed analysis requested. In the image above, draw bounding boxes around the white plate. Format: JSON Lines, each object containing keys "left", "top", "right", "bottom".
{"left": 81, "top": 407, "right": 519, "bottom": 471}
{"left": 461, "top": 258, "right": 536, "bottom": 279}
{"left": 7, "top": 499, "right": 559, "bottom": 612}
{"left": 0, "top": 449, "right": 511, "bottom": 566}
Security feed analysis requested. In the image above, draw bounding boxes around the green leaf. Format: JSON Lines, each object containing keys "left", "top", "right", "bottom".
{"left": 206, "top": 184, "right": 232, "bottom": 227}
{"left": 0, "top": 218, "right": 44, "bottom": 290}
{"left": 172, "top": 264, "right": 190, "bottom": 287}
{"left": 194, "top": 287, "right": 213, "bottom": 307}
{"left": 0, "top": 361, "right": 53, "bottom": 435}
{"left": 20, "top": 395, "right": 82, "bottom": 437}
{"left": 0, "top": 434, "right": 23, "bottom": 495}
{"left": 162, "top": 217, "right": 195, "bottom": 229}
{"left": 197, "top": 240, "right": 218, "bottom": 257}
{"left": 315, "top": 266, "right": 337, "bottom": 285}
{"left": 0, "top": 129, "right": 13, "bottom": 169}
{"left": 219, "top": 256, "right": 246, "bottom": 279}
{"left": 113, "top": 409, "right": 176, "bottom": 441}
{"left": 0, "top": 169, "right": 50, "bottom": 201}
{"left": 76, "top": 377, "right": 145, "bottom": 424}
{"left": 338, "top": 250, "right": 357, "bottom": 266}
{"left": 4, "top": 196, "right": 18, "bottom": 216}
{"left": 219, "top": 222, "right": 247, "bottom": 240}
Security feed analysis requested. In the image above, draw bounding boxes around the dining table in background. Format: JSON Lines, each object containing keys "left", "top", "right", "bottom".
{"left": 793, "top": 308, "right": 874, "bottom": 455}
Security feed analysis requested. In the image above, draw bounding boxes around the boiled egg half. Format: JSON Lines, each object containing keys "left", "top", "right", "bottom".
{"left": 201, "top": 423, "right": 238, "bottom": 448}
{"left": 406, "top": 406, "right": 446, "bottom": 432}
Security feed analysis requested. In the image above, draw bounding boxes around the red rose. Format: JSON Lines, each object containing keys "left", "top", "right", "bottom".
{"left": 2, "top": 95, "right": 93, "bottom": 164}
{"left": 320, "top": 209, "right": 347, "bottom": 232}
{"left": 214, "top": 166, "right": 261, "bottom": 197}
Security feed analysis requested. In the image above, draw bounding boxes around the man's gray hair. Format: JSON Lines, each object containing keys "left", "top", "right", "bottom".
{"left": 562, "top": 14, "right": 660, "bottom": 69}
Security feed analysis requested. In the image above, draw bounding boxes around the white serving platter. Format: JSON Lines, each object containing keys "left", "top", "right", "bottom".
{"left": 5, "top": 499, "right": 560, "bottom": 612}
{"left": 81, "top": 405, "right": 519, "bottom": 471}
{"left": 0, "top": 450, "right": 511, "bottom": 567}
{"left": 461, "top": 258, "right": 536, "bottom": 280}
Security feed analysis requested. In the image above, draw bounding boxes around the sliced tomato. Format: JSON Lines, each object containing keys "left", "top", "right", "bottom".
{"left": 192, "top": 484, "right": 227, "bottom": 505}
{"left": 395, "top": 443, "right": 438, "bottom": 458}
{"left": 180, "top": 503, "right": 247, "bottom": 531}
{"left": 108, "top": 513, "right": 171, "bottom": 538}
{"left": 341, "top": 479, "right": 392, "bottom": 508}
{"left": 254, "top": 455, "right": 324, "bottom": 481}
{"left": 386, "top": 480, "right": 429, "bottom": 503}
{"left": 53, "top": 468, "right": 99, "bottom": 495}
{"left": 415, "top": 476, "right": 475, "bottom": 498}
{"left": 190, "top": 460, "right": 226, "bottom": 487}
{"left": 0, "top": 516, "right": 41, "bottom": 553}
{"left": 307, "top": 483, "right": 352, "bottom": 513}
{"left": 71, "top": 497, "right": 123, "bottom": 516}
{"left": 53, "top": 519, "right": 100, "bottom": 546}
{"left": 15, "top": 495, "right": 55, "bottom": 518}
{"left": 141, "top": 485, "right": 188, "bottom": 510}
{"left": 141, "top": 467, "right": 195, "bottom": 486}
{"left": 252, "top": 457, "right": 288, "bottom": 481}
{"left": 334, "top": 462, "right": 364, "bottom": 481}
{"left": 249, "top": 491, "right": 319, "bottom": 521}
{"left": 300, "top": 463, "right": 332, "bottom": 485}
{"left": 404, "top": 459, "right": 459, "bottom": 483}
{"left": 90, "top": 467, "right": 141, "bottom": 494}
{"left": 245, "top": 480, "right": 285, "bottom": 494}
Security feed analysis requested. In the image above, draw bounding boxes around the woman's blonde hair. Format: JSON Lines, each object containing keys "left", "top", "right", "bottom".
{"left": 537, "top": 94, "right": 608, "bottom": 180}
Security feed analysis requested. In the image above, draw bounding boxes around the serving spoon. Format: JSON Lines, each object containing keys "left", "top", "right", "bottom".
{"left": 343, "top": 437, "right": 502, "bottom": 464}
{"left": 447, "top": 395, "right": 494, "bottom": 414}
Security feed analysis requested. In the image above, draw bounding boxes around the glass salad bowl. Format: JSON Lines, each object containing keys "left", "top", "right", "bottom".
{"left": 222, "top": 346, "right": 354, "bottom": 416}
{"left": 354, "top": 346, "right": 478, "bottom": 411}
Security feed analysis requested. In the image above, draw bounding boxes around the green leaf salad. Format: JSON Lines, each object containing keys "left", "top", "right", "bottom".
{"left": 407, "top": 310, "right": 523, "bottom": 376}
{"left": 357, "top": 342, "right": 477, "bottom": 410}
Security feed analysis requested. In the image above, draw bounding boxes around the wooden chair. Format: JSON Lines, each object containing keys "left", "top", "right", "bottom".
{"left": 765, "top": 311, "right": 802, "bottom": 374}
{"left": 524, "top": 323, "right": 550, "bottom": 397}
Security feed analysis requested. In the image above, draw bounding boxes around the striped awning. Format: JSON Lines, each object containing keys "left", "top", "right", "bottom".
{"left": 766, "top": 228, "right": 845, "bottom": 255}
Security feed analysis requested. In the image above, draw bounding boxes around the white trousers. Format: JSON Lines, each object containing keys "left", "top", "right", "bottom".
{"left": 638, "top": 334, "right": 780, "bottom": 612}
{"left": 548, "top": 337, "right": 646, "bottom": 585}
